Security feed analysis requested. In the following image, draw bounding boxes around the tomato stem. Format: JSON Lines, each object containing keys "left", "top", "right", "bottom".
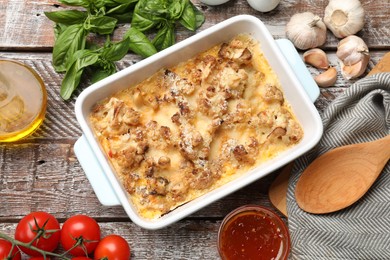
{"left": 27, "top": 217, "right": 60, "bottom": 246}
{"left": 0, "top": 233, "right": 71, "bottom": 260}
{"left": 60, "top": 235, "right": 88, "bottom": 257}
{"left": 6, "top": 242, "right": 18, "bottom": 260}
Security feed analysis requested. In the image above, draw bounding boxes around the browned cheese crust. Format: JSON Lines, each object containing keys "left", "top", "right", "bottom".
{"left": 89, "top": 34, "right": 303, "bottom": 219}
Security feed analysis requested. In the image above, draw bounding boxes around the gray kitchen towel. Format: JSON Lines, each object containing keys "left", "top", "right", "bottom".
{"left": 287, "top": 72, "right": 390, "bottom": 259}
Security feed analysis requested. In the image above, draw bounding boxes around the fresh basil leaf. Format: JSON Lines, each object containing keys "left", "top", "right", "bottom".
{"left": 179, "top": 0, "right": 196, "bottom": 31}
{"left": 60, "top": 50, "right": 100, "bottom": 100}
{"left": 99, "top": 0, "right": 118, "bottom": 7}
{"left": 144, "top": 0, "right": 170, "bottom": 16}
{"left": 90, "top": 0, "right": 107, "bottom": 11}
{"left": 53, "top": 24, "right": 87, "bottom": 72}
{"left": 106, "top": 0, "right": 138, "bottom": 11}
{"left": 90, "top": 63, "right": 117, "bottom": 83}
{"left": 86, "top": 16, "right": 118, "bottom": 35}
{"left": 168, "top": 0, "right": 185, "bottom": 20}
{"left": 59, "top": 0, "right": 89, "bottom": 7}
{"left": 53, "top": 23, "right": 68, "bottom": 40}
{"left": 124, "top": 27, "right": 157, "bottom": 58}
{"left": 101, "top": 37, "right": 130, "bottom": 61}
{"left": 107, "top": 12, "right": 133, "bottom": 23}
{"left": 44, "top": 10, "right": 87, "bottom": 25}
{"left": 112, "top": 0, "right": 139, "bottom": 4}
{"left": 131, "top": 10, "right": 157, "bottom": 31}
{"left": 152, "top": 22, "right": 175, "bottom": 51}
{"left": 194, "top": 3, "right": 206, "bottom": 29}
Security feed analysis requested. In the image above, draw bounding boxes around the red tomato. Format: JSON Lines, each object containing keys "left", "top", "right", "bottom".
{"left": 29, "top": 257, "right": 51, "bottom": 260}
{"left": 14, "top": 212, "right": 60, "bottom": 256}
{"left": 0, "top": 239, "right": 21, "bottom": 260}
{"left": 60, "top": 215, "right": 101, "bottom": 256}
{"left": 94, "top": 235, "right": 130, "bottom": 260}
{"left": 72, "top": 257, "right": 93, "bottom": 260}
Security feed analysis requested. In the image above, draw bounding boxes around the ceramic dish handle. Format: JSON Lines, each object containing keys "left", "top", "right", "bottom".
{"left": 74, "top": 39, "right": 318, "bottom": 207}
{"left": 74, "top": 135, "right": 121, "bottom": 206}
{"left": 276, "top": 39, "right": 319, "bottom": 102}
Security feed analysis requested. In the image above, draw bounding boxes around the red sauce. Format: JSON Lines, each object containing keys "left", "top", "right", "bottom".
{"left": 218, "top": 207, "right": 289, "bottom": 260}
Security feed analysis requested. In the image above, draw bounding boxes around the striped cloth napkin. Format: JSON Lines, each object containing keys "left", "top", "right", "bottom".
{"left": 287, "top": 73, "right": 390, "bottom": 259}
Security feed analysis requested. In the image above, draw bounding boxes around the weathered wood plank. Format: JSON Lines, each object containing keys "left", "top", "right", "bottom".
{"left": 1, "top": 0, "right": 389, "bottom": 50}
{"left": 0, "top": 221, "right": 222, "bottom": 259}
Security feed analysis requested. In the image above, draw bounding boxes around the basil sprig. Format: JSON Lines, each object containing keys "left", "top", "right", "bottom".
{"left": 132, "top": 0, "right": 205, "bottom": 51}
{"left": 60, "top": 37, "right": 130, "bottom": 100}
{"left": 45, "top": 0, "right": 205, "bottom": 100}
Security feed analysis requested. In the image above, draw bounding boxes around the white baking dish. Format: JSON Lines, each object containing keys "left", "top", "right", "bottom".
{"left": 74, "top": 15, "right": 323, "bottom": 230}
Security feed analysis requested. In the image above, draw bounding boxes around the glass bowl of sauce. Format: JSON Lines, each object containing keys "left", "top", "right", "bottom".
{"left": 0, "top": 60, "right": 47, "bottom": 142}
{"left": 218, "top": 205, "right": 290, "bottom": 260}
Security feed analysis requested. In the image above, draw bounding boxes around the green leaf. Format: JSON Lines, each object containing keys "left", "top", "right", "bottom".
{"left": 178, "top": 0, "right": 195, "bottom": 31}
{"left": 106, "top": 0, "right": 138, "bottom": 13}
{"left": 194, "top": 4, "right": 206, "bottom": 29}
{"left": 59, "top": 0, "right": 89, "bottom": 7}
{"left": 107, "top": 12, "right": 133, "bottom": 23}
{"left": 179, "top": 1, "right": 204, "bottom": 31}
{"left": 90, "top": 63, "right": 117, "bottom": 83}
{"left": 131, "top": 11, "right": 157, "bottom": 31}
{"left": 90, "top": 0, "right": 107, "bottom": 11}
{"left": 60, "top": 50, "right": 100, "bottom": 100}
{"left": 52, "top": 24, "right": 87, "bottom": 72}
{"left": 152, "top": 22, "right": 175, "bottom": 51}
{"left": 86, "top": 16, "right": 118, "bottom": 35}
{"left": 168, "top": 0, "right": 185, "bottom": 20}
{"left": 124, "top": 27, "right": 157, "bottom": 58}
{"left": 101, "top": 37, "right": 130, "bottom": 61}
{"left": 44, "top": 10, "right": 87, "bottom": 25}
{"left": 53, "top": 23, "right": 68, "bottom": 40}
{"left": 112, "top": 0, "right": 139, "bottom": 4}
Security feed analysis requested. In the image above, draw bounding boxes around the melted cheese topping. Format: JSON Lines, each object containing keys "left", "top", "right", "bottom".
{"left": 90, "top": 34, "right": 303, "bottom": 219}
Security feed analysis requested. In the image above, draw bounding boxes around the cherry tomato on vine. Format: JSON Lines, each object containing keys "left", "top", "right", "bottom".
{"left": 0, "top": 238, "right": 21, "bottom": 260}
{"left": 14, "top": 212, "right": 60, "bottom": 256}
{"left": 60, "top": 215, "right": 101, "bottom": 256}
{"left": 94, "top": 235, "right": 130, "bottom": 260}
{"left": 28, "top": 257, "right": 51, "bottom": 260}
{"left": 72, "top": 257, "right": 93, "bottom": 260}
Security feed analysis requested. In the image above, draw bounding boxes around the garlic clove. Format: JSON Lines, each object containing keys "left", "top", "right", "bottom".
{"left": 337, "top": 35, "right": 369, "bottom": 66}
{"left": 286, "top": 12, "right": 327, "bottom": 50}
{"left": 324, "top": 0, "right": 365, "bottom": 38}
{"left": 339, "top": 54, "right": 370, "bottom": 80}
{"left": 303, "top": 48, "right": 329, "bottom": 69}
{"left": 314, "top": 67, "right": 337, "bottom": 87}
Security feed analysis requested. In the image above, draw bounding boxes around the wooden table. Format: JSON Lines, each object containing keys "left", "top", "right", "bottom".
{"left": 1, "top": 0, "right": 389, "bottom": 259}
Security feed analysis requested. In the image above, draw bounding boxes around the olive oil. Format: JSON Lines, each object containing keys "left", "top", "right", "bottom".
{"left": 0, "top": 60, "right": 47, "bottom": 142}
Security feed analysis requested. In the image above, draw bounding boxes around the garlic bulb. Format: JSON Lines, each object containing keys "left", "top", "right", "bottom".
{"left": 337, "top": 35, "right": 370, "bottom": 79}
{"left": 337, "top": 35, "right": 369, "bottom": 65}
{"left": 324, "top": 0, "right": 365, "bottom": 38}
{"left": 286, "top": 12, "right": 327, "bottom": 50}
{"left": 200, "top": 0, "right": 230, "bottom": 5}
{"left": 247, "top": 0, "right": 280, "bottom": 12}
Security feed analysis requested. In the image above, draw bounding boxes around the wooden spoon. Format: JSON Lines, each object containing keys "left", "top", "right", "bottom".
{"left": 295, "top": 135, "right": 390, "bottom": 214}
{"left": 268, "top": 162, "right": 293, "bottom": 217}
